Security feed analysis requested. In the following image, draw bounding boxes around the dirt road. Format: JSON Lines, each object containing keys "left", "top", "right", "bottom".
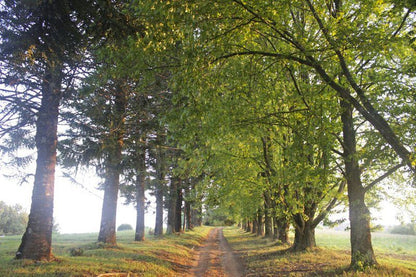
{"left": 189, "top": 227, "right": 244, "bottom": 277}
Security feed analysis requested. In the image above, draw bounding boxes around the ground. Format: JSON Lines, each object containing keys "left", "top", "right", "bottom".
{"left": 189, "top": 227, "right": 244, "bottom": 277}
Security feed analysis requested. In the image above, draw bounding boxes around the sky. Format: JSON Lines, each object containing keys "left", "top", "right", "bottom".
{"left": 0, "top": 164, "right": 403, "bottom": 234}
{"left": 0, "top": 167, "right": 156, "bottom": 234}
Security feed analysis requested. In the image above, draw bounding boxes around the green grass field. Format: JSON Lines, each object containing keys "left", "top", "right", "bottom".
{"left": 1, "top": 227, "right": 415, "bottom": 276}
{"left": 0, "top": 227, "right": 211, "bottom": 276}
{"left": 223, "top": 227, "right": 416, "bottom": 277}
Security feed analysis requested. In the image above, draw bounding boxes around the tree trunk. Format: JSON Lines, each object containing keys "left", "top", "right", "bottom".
{"left": 341, "top": 100, "right": 377, "bottom": 268}
{"left": 264, "top": 193, "right": 273, "bottom": 238}
{"left": 245, "top": 220, "right": 251, "bottom": 232}
{"left": 191, "top": 201, "right": 202, "bottom": 227}
{"left": 154, "top": 144, "right": 165, "bottom": 237}
{"left": 17, "top": 64, "right": 62, "bottom": 261}
{"left": 184, "top": 186, "right": 192, "bottom": 230}
{"left": 292, "top": 221, "right": 316, "bottom": 251}
{"left": 154, "top": 184, "right": 164, "bottom": 236}
{"left": 292, "top": 202, "right": 317, "bottom": 251}
{"left": 276, "top": 217, "right": 290, "bottom": 244}
{"left": 98, "top": 84, "right": 126, "bottom": 245}
{"left": 135, "top": 149, "right": 146, "bottom": 241}
{"left": 166, "top": 176, "right": 178, "bottom": 234}
{"left": 98, "top": 166, "right": 119, "bottom": 245}
{"left": 175, "top": 185, "right": 183, "bottom": 232}
{"left": 257, "top": 209, "right": 264, "bottom": 236}
{"left": 273, "top": 217, "right": 278, "bottom": 240}
{"left": 252, "top": 218, "right": 257, "bottom": 234}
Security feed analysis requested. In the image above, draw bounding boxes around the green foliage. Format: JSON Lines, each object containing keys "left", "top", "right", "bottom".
{"left": 203, "top": 208, "right": 235, "bottom": 226}
{"left": 0, "top": 201, "right": 28, "bottom": 235}
{"left": 117, "top": 224, "right": 133, "bottom": 232}
{"left": 389, "top": 223, "right": 416, "bottom": 236}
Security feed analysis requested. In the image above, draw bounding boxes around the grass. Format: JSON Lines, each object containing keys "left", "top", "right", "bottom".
{"left": 2, "top": 226, "right": 414, "bottom": 276}
{"left": 223, "top": 227, "right": 416, "bottom": 276}
{"left": 0, "top": 226, "right": 211, "bottom": 276}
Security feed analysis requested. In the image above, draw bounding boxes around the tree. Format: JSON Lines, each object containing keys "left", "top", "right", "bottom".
{"left": 1, "top": 0, "right": 90, "bottom": 261}
{"left": 0, "top": 201, "right": 28, "bottom": 235}
{"left": 166, "top": 0, "right": 416, "bottom": 268}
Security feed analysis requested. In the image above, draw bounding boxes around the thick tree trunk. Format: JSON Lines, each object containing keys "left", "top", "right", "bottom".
{"left": 135, "top": 149, "right": 146, "bottom": 241}
{"left": 341, "top": 100, "right": 377, "bottom": 268}
{"left": 98, "top": 166, "right": 120, "bottom": 245}
{"left": 98, "top": 85, "right": 126, "bottom": 245}
{"left": 184, "top": 199, "right": 192, "bottom": 230}
{"left": 292, "top": 201, "right": 318, "bottom": 251}
{"left": 175, "top": 185, "right": 183, "bottom": 232}
{"left": 154, "top": 184, "right": 164, "bottom": 236}
{"left": 273, "top": 217, "right": 278, "bottom": 240}
{"left": 276, "top": 217, "right": 290, "bottom": 244}
{"left": 242, "top": 220, "right": 247, "bottom": 231}
{"left": 245, "top": 220, "right": 251, "bottom": 232}
{"left": 264, "top": 193, "right": 273, "bottom": 238}
{"left": 154, "top": 145, "right": 165, "bottom": 237}
{"left": 166, "top": 177, "right": 178, "bottom": 234}
{"left": 191, "top": 201, "right": 202, "bottom": 227}
{"left": 17, "top": 65, "right": 62, "bottom": 261}
{"left": 252, "top": 218, "right": 257, "bottom": 234}
{"left": 257, "top": 209, "right": 264, "bottom": 236}
{"left": 292, "top": 222, "right": 316, "bottom": 251}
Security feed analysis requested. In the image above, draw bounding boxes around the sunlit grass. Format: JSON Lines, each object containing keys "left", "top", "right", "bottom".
{"left": 0, "top": 226, "right": 211, "bottom": 276}
{"left": 315, "top": 229, "right": 416, "bottom": 256}
{"left": 223, "top": 227, "right": 416, "bottom": 276}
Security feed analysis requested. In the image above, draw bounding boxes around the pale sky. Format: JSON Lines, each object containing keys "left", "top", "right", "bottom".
{"left": 0, "top": 164, "right": 402, "bottom": 234}
{"left": 0, "top": 167, "right": 156, "bottom": 234}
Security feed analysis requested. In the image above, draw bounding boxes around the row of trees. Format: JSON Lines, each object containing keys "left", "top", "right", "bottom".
{"left": 1, "top": 0, "right": 415, "bottom": 270}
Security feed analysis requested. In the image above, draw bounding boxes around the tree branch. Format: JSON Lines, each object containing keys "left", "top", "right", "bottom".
{"left": 364, "top": 163, "right": 405, "bottom": 192}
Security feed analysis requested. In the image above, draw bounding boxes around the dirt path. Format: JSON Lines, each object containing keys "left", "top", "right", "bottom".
{"left": 189, "top": 227, "right": 244, "bottom": 277}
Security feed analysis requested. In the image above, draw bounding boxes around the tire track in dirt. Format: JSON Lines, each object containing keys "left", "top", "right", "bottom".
{"left": 189, "top": 227, "right": 244, "bottom": 277}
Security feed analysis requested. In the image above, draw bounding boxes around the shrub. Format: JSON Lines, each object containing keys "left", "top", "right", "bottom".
{"left": 389, "top": 223, "right": 416, "bottom": 236}
{"left": 69, "top": 248, "right": 84, "bottom": 256}
{"left": 117, "top": 224, "right": 133, "bottom": 231}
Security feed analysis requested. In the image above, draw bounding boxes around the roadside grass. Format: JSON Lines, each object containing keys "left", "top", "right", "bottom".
{"left": 223, "top": 227, "right": 416, "bottom": 276}
{"left": 0, "top": 226, "right": 211, "bottom": 276}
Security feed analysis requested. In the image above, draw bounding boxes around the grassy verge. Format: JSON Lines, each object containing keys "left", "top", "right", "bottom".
{"left": 0, "top": 226, "right": 212, "bottom": 276}
{"left": 223, "top": 227, "right": 416, "bottom": 276}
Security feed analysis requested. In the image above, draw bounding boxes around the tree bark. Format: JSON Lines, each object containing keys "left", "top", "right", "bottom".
{"left": 17, "top": 64, "right": 62, "bottom": 261}
{"left": 154, "top": 144, "right": 165, "bottom": 236}
{"left": 252, "top": 217, "right": 257, "bottom": 234}
{"left": 166, "top": 176, "right": 178, "bottom": 234}
{"left": 257, "top": 209, "right": 264, "bottom": 236}
{"left": 154, "top": 183, "right": 164, "bottom": 236}
{"left": 341, "top": 100, "right": 377, "bottom": 268}
{"left": 184, "top": 185, "right": 192, "bottom": 230}
{"left": 276, "top": 217, "right": 290, "bottom": 244}
{"left": 175, "top": 185, "right": 183, "bottom": 233}
{"left": 264, "top": 192, "right": 273, "bottom": 238}
{"left": 191, "top": 200, "right": 202, "bottom": 227}
{"left": 98, "top": 84, "right": 126, "bottom": 245}
{"left": 292, "top": 220, "right": 316, "bottom": 251}
{"left": 245, "top": 220, "right": 251, "bottom": 232}
{"left": 135, "top": 148, "right": 146, "bottom": 241}
{"left": 292, "top": 206, "right": 317, "bottom": 251}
